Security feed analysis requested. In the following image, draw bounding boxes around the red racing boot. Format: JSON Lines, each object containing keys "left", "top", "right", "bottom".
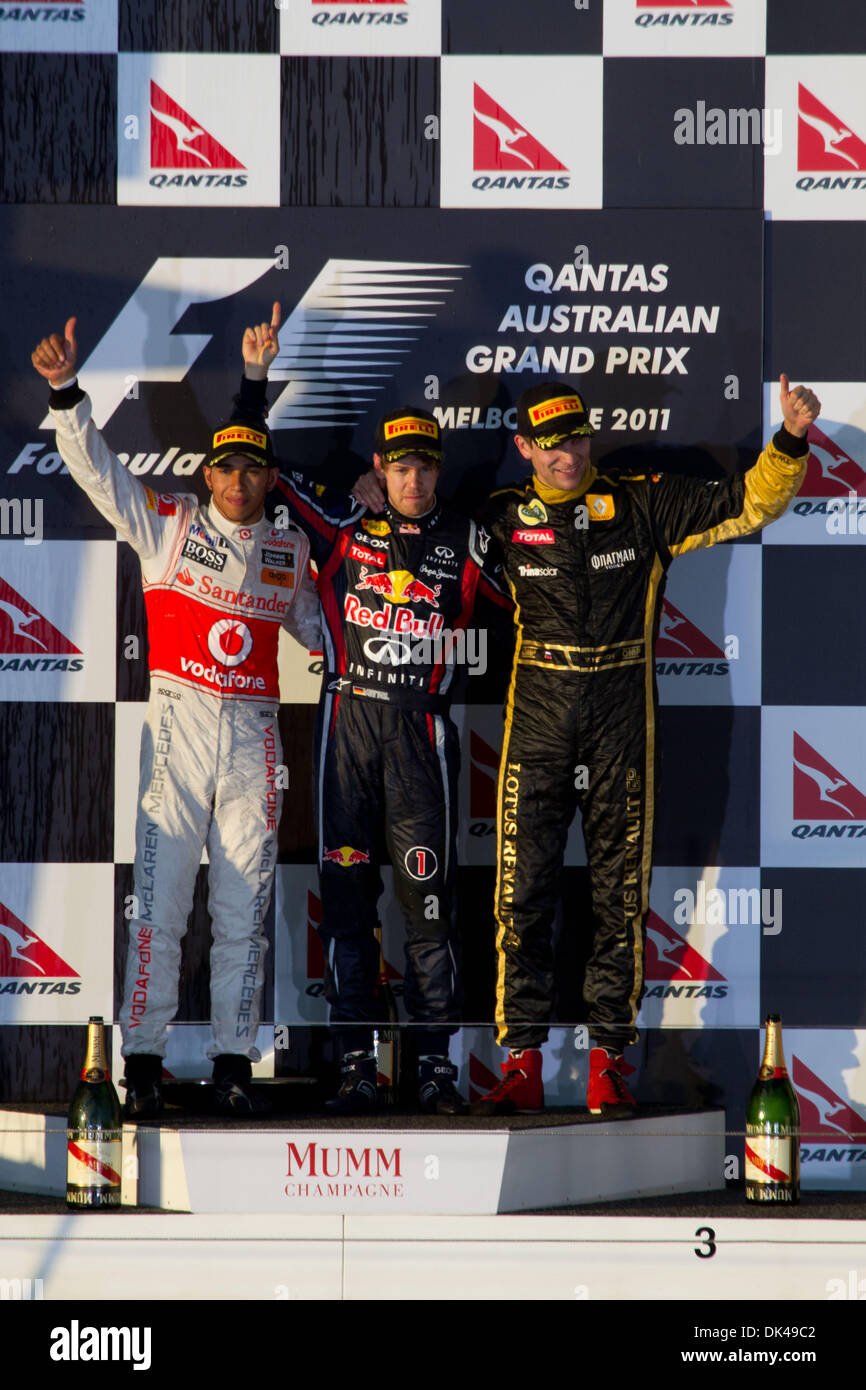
{"left": 470, "top": 1049, "right": 544, "bottom": 1116}
{"left": 587, "top": 1047, "right": 636, "bottom": 1118}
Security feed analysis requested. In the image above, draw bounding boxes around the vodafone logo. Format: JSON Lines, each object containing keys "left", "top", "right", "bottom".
{"left": 798, "top": 84, "right": 866, "bottom": 174}
{"left": 207, "top": 618, "right": 253, "bottom": 668}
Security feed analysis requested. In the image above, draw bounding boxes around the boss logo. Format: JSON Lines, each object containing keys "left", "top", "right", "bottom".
{"left": 181, "top": 537, "right": 226, "bottom": 571}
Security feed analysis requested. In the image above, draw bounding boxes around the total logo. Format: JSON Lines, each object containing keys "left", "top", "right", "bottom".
{"left": 642, "top": 911, "right": 728, "bottom": 1000}
{"left": 794, "top": 1055, "right": 866, "bottom": 1165}
{"left": 792, "top": 732, "right": 866, "bottom": 839}
{"left": 472, "top": 84, "right": 569, "bottom": 193}
{"left": 654, "top": 598, "right": 733, "bottom": 675}
{"left": 0, "top": 577, "right": 83, "bottom": 674}
{"left": 0, "top": 900, "right": 81, "bottom": 996}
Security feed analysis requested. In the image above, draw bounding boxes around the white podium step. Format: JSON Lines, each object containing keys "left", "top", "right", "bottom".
{"left": 0, "top": 1106, "right": 724, "bottom": 1214}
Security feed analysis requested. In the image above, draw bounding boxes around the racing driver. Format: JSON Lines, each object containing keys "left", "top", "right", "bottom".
{"left": 237, "top": 305, "right": 510, "bottom": 1114}
{"left": 473, "top": 375, "right": 820, "bottom": 1117}
{"left": 32, "top": 317, "right": 322, "bottom": 1118}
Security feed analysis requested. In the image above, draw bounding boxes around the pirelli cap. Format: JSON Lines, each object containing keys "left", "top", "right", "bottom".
{"left": 375, "top": 407, "right": 443, "bottom": 465}
{"left": 516, "top": 383, "right": 595, "bottom": 448}
{"left": 209, "top": 420, "right": 274, "bottom": 468}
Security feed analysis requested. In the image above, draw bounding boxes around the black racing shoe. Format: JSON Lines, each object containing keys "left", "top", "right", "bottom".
{"left": 325, "top": 1051, "right": 377, "bottom": 1116}
{"left": 418, "top": 1056, "right": 467, "bottom": 1116}
{"left": 122, "top": 1053, "right": 164, "bottom": 1122}
{"left": 212, "top": 1054, "right": 270, "bottom": 1117}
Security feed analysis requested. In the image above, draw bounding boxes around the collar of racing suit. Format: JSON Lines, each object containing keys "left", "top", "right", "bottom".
{"left": 205, "top": 498, "right": 272, "bottom": 540}
{"left": 383, "top": 498, "right": 441, "bottom": 528}
{"left": 532, "top": 463, "right": 597, "bottom": 505}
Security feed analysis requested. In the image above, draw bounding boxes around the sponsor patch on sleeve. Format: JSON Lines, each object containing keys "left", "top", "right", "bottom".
{"left": 586, "top": 494, "right": 615, "bottom": 521}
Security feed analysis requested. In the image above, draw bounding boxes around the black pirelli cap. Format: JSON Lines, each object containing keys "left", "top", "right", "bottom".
{"left": 516, "top": 383, "right": 595, "bottom": 447}
{"left": 375, "top": 407, "right": 443, "bottom": 464}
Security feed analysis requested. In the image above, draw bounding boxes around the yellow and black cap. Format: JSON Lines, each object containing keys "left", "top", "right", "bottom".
{"left": 209, "top": 420, "right": 274, "bottom": 468}
{"left": 375, "top": 407, "right": 443, "bottom": 465}
{"left": 516, "top": 383, "right": 595, "bottom": 448}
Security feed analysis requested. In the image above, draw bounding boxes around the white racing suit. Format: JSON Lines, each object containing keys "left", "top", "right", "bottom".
{"left": 51, "top": 392, "right": 322, "bottom": 1060}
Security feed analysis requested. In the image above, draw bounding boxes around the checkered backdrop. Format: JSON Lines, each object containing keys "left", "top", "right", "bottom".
{"left": 2, "top": 0, "right": 866, "bottom": 1183}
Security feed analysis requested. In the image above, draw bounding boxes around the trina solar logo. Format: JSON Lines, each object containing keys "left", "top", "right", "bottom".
{"left": 654, "top": 598, "right": 732, "bottom": 675}
{"left": 642, "top": 910, "right": 727, "bottom": 1000}
{"left": 0, "top": 901, "right": 80, "bottom": 996}
{"left": 792, "top": 732, "right": 866, "bottom": 839}
{"left": 149, "top": 82, "right": 247, "bottom": 191}
{"left": 796, "top": 84, "right": 866, "bottom": 192}
{"left": 472, "top": 85, "right": 569, "bottom": 193}
{"left": 794, "top": 1056, "right": 866, "bottom": 1165}
{"left": 0, "top": 577, "right": 83, "bottom": 673}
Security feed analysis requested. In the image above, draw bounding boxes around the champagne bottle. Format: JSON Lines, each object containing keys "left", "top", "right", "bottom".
{"left": 66, "top": 1016, "right": 122, "bottom": 1209}
{"left": 373, "top": 925, "right": 400, "bottom": 1107}
{"left": 745, "top": 1013, "right": 800, "bottom": 1204}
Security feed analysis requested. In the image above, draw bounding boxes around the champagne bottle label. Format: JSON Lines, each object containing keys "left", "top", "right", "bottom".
{"left": 745, "top": 1134, "right": 793, "bottom": 1185}
{"left": 375, "top": 1036, "right": 396, "bottom": 1089}
{"left": 67, "top": 1135, "right": 122, "bottom": 1190}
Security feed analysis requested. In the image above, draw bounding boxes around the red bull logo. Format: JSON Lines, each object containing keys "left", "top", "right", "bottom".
{"left": 322, "top": 846, "right": 371, "bottom": 867}
{"left": 355, "top": 567, "right": 441, "bottom": 607}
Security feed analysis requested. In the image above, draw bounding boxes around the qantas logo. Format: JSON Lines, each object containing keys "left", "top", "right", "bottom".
{"left": 469, "top": 729, "right": 500, "bottom": 822}
{"left": 637, "top": 0, "right": 731, "bottom": 6}
{"left": 468, "top": 1052, "right": 501, "bottom": 1104}
{"left": 0, "top": 901, "right": 78, "bottom": 979}
{"left": 798, "top": 84, "right": 866, "bottom": 174}
{"left": 473, "top": 84, "right": 566, "bottom": 174}
{"left": 656, "top": 600, "right": 725, "bottom": 659}
{"left": 150, "top": 82, "right": 245, "bottom": 171}
{"left": 643, "top": 911, "right": 726, "bottom": 982}
{"left": 799, "top": 424, "right": 866, "bottom": 497}
{"left": 792, "top": 732, "right": 866, "bottom": 821}
{"left": 794, "top": 1055, "right": 866, "bottom": 1141}
{"left": 0, "top": 579, "right": 81, "bottom": 655}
